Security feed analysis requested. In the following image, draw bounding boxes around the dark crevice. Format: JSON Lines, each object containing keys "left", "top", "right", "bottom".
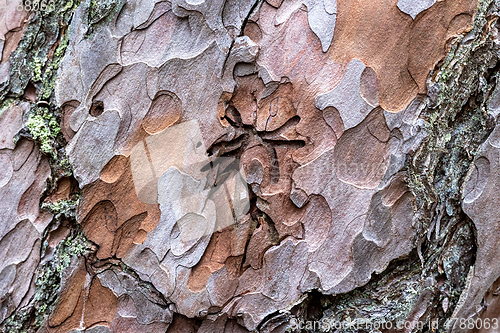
{"left": 87, "top": 258, "right": 171, "bottom": 309}
{"left": 210, "top": 96, "right": 303, "bottom": 275}
{"left": 239, "top": 0, "right": 262, "bottom": 37}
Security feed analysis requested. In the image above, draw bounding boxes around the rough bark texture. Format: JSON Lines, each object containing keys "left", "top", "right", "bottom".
{"left": 1, "top": 0, "right": 500, "bottom": 332}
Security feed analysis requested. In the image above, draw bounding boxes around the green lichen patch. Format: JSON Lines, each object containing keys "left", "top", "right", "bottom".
{"left": 38, "top": 32, "right": 70, "bottom": 100}
{"left": 41, "top": 197, "right": 79, "bottom": 220}
{"left": 24, "top": 102, "right": 74, "bottom": 178}
{"left": 0, "top": 229, "right": 92, "bottom": 333}
{"left": 2, "top": 0, "right": 81, "bottom": 101}
{"left": 26, "top": 106, "right": 60, "bottom": 158}
{"left": 33, "top": 229, "right": 91, "bottom": 328}
{"left": 0, "top": 98, "right": 16, "bottom": 115}
{"left": 0, "top": 2, "right": 88, "bottom": 330}
{"left": 30, "top": 55, "right": 45, "bottom": 83}
{"left": 88, "top": 0, "right": 121, "bottom": 27}
{"left": 0, "top": 0, "right": 80, "bottom": 172}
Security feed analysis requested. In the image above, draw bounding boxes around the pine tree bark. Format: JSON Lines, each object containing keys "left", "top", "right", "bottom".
{"left": 0, "top": 0, "right": 500, "bottom": 332}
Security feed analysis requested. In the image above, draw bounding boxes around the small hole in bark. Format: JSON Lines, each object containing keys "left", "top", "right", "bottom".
{"left": 90, "top": 101, "right": 104, "bottom": 117}
{"left": 436, "top": 273, "right": 447, "bottom": 286}
{"left": 23, "top": 82, "right": 37, "bottom": 102}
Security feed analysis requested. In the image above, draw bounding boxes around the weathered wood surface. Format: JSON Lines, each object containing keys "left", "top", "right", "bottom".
{"left": 3, "top": 0, "right": 500, "bottom": 332}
